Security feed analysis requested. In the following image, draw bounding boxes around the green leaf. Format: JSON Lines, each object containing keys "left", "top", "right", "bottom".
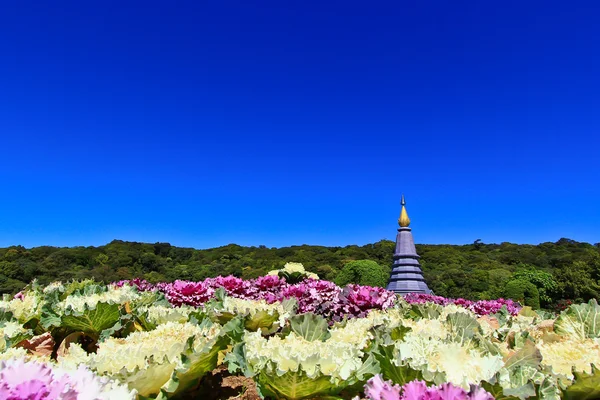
{"left": 0, "top": 307, "right": 13, "bottom": 323}
{"left": 224, "top": 342, "right": 253, "bottom": 376}
{"left": 504, "top": 340, "right": 542, "bottom": 370}
{"left": 409, "top": 303, "right": 442, "bottom": 320}
{"left": 353, "top": 353, "right": 380, "bottom": 381}
{"left": 480, "top": 381, "right": 524, "bottom": 400}
{"left": 510, "top": 331, "right": 533, "bottom": 350}
{"left": 478, "top": 336, "right": 502, "bottom": 356}
{"left": 289, "top": 313, "right": 331, "bottom": 342}
{"left": 372, "top": 344, "right": 423, "bottom": 385}
{"left": 59, "top": 279, "right": 98, "bottom": 301}
{"left": 501, "top": 366, "right": 546, "bottom": 400}
{"left": 4, "top": 330, "right": 34, "bottom": 349}
{"left": 244, "top": 309, "right": 281, "bottom": 335}
{"left": 61, "top": 302, "right": 121, "bottom": 336}
{"left": 504, "top": 382, "right": 537, "bottom": 400}
{"left": 446, "top": 312, "right": 480, "bottom": 343}
{"left": 187, "top": 309, "right": 210, "bottom": 327}
{"left": 40, "top": 304, "right": 62, "bottom": 330}
{"left": 519, "top": 306, "right": 539, "bottom": 318}
{"left": 221, "top": 316, "right": 245, "bottom": 343}
{"left": 389, "top": 325, "right": 411, "bottom": 342}
{"left": 281, "top": 297, "right": 298, "bottom": 315}
{"left": 135, "top": 310, "right": 157, "bottom": 331}
{"left": 131, "top": 290, "right": 170, "bottom": 311}
{"left": 172, "top": 334, "right": 230, "bottom": 396}
{"left": 98, "top": 319, "right": 123, "bottom": 342}
{"left": 257, "top": 369, "right": 339, "bottom": 400}
{"left": 536, "top": 377, "right": 561, "bottom": 400}
{"left": 535, "top": 310, "right": 556, "bottom": 321}
{"left": 555, "top": 299, "right": 600, "bottom": 340}
{"left": 562, "top": 364, "right": 600, "bottom": 400}
{"left": 160, "top": 370, "right": 180, "bottom": 394}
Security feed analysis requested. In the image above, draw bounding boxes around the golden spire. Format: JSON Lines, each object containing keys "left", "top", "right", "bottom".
{"left": 398, "top": 194, "right": 411, "bottom": 227}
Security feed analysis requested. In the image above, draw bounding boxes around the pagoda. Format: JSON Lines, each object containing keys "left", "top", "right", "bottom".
{"left": 386, "top": 195, "right": 432, "bottom": 295}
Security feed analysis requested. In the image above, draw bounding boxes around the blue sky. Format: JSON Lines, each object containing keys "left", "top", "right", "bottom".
{"left": 0, "top": 1, "right": 598, "bottom": 248}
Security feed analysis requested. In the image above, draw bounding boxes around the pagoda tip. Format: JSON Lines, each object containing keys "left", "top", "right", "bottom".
{"left": 398, "top": 195, "right": 411, "bottom": 227}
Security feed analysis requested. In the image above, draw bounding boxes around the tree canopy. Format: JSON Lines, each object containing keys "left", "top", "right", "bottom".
{"left": 1, "top": 238, "right": 599, "bottom": 309}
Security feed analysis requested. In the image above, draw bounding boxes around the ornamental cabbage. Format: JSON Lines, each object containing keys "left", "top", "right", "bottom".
{"left": 60, "top": 321, "right": 228, "bottom": 397}
{"left": 242, "top": 319, "right": 378, "bottom": 399}
{"left": 364, "top": 375, "right": 494, "bottom": 400}
{"left": 0, "top": 357, "right": 136, "bottom": 400}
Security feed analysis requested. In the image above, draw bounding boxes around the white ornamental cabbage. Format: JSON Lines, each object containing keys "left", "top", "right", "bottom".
{"left": 0, "top": 321, "right": 31, "bottom": 351}
{"left": 244, "top": 330, "right": 366, "bottom": 381}
{"left": 56, "top": 286, "right": 140, "bottom": 313}
{"left": 282, "top": 262, "right": 307, "bottom": 274}
{"left": 3, "top": 292, "right": 42, "bottom": 323}
{"left": 395, "top": 331, "right": 503, "bottom": 388}
{"left": 42, "top": 281, "right": 66, "bottom": 295}
{"left": 439, "top": 304, "right": 477, "bottom": 320}
{"left": 539, "top": 338, "right": 600, "bottom": 380}
{"left": 60, "top": 321, "right": 224, "bottom": 397}
{"left": 329, "top": 317, "right": 375, "bottom": 349}
{"left": 267, "top": 262, "right": 319, "bottom": 280}
{"left": 138, "top": 304, "right": 195, "bottom": 326}
{"left": 402, "top": 317, "right": 449, "bottom": 340}
{"left": 0, "top": 347, "right": 29, "bottom": 361}
{"left": 221, "top": 297, "right": 292, "bottom": 329}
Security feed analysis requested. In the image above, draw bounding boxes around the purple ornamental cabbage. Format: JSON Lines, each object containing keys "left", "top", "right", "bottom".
{"left": 0, "top": 358, "right": 136, "bottom": 400}
{"left": 113, "top": 275, "right": 517, "bottom": 318}
{"left": 364, "top": 376, "right": 494, "bottom": 400}
{"left": 0, "top": 358, "right": 72, "bottom": 400}
{"left": 403, "top": 293, "right": 521, "bottom": 316}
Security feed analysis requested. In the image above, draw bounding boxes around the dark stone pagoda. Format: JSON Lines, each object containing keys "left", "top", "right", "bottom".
{"left": 386, "top": 195, "right": 432, "bottom": 295}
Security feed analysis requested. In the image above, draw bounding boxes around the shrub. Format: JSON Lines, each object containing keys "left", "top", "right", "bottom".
{"left": 504, "top": 279, "right": 540, "bottom": 309}
{"left": 334, "top": 260, "right": 388, "bottom": 288}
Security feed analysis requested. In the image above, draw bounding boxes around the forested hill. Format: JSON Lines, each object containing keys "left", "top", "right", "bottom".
{"left": 1, "top": 238, "right": 599, "bottom": 308}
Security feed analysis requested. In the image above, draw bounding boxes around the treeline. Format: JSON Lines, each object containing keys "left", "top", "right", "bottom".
{"left": 1, "top": 238, "right": 599, "bottom": 309}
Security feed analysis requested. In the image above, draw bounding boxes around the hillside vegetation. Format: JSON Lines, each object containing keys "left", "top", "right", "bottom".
{"left": 1, "top": 238, "right": 598, "bottom": 309}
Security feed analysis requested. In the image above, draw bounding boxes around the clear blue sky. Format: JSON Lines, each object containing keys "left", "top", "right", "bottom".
{"left": 1, "top": 1, "right": 598, "bottom": 249}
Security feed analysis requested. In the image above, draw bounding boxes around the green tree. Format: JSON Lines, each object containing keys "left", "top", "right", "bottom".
{"left": 504, "top": 279, "right": 540, "bottom": 309}
{"left": 555, "top": 260, "right": 600, "bottom": 302}
{"left": 95, "top": 253, "right": 109, "bottom": 267}
{"left": 334, "top": 260, "right": 388, "bottom": 288}
{"left": 512, "top": 265, "right": 558, "bottom": 307}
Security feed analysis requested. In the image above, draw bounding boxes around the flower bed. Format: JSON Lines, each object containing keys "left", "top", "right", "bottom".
{"left": 1, "top": 269, "right": 598, "bottom": 399}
